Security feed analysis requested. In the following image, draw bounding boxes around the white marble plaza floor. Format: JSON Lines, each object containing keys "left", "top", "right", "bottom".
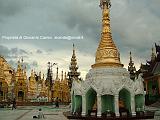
{"left": 0, "top": 105, "right": 69, "bottom": 120}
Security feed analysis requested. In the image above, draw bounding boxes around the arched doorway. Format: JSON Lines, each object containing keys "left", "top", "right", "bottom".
{"left": 86, "top": 88, "right": 97, "bottom": 115}
{"left": 119, "top": 88, "right": 131, "bottom": 116}
{"left": 74, "top": 95, "right": 82, "bottom": 114}
{"left": 135, "top": 94, "right": 144, "bottom": 112}
{"left": 101, "top": 95, "right": 115, "bottom": 114}
{"left": 18, "top": 91, "right": 24, "bottom": 101}
{"left": 0, "top": 91, "right": 3, "bottom": 101}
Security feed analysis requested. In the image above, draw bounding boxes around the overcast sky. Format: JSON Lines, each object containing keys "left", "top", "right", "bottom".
{"left": 0, "top": 0, "right": 160, "bottom": 79}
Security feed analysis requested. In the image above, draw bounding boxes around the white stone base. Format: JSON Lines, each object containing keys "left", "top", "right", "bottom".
{"left": 115, "top": 112, "right": 120, "bottom": 116}
{"left": 97, "top": 112, "right": 101, "bottom": 117}
{"left": 72, "top": 67, "right": 145, "bottom": 118}
{"left": 132, "top": 112, "right": 136, "bottom": 116}
{"left": 81, "top": 112, "right": 86, "bottom": 116}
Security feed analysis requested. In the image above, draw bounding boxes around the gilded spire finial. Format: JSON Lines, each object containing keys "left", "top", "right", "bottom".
{"left": 21, "top": 57, "right": 24, "bottom": 63}
{"left": 61, "top": 70, "right": 63, "bottom": 80}
{"left": 31, "top": 69, "right": 34, "bottom": 77}
{"left": 56, "top": 67, "right": 59, "bottom": 80}
{"left": 17, "top": 60, "right": 22, "bottom": 71}
{"left": 43, "top": 73, "right": 44, "bottom": 79}
{"left": 99, "top": 0, "right": 111, "bottom": 9}
{"left": 64, "top": 72, "right": 67, "bottom": 79}
{"left": 92, "top": 0, "right": 123, "bottom": 68}
{"left": 39, "top": 71, "right": 41, "bottom": 78}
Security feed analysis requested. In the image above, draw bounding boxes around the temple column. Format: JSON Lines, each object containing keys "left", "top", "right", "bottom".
{"left": 16, "top": 91, "right": 18, "bottom": 101}
{"left": 81, "top": 95, "right": 86, "bottom": 116}
{"left": 114, "top": 94, "right": 120, "bottom": 116}
{"left": 3, "top": 92, "right": 5, "bottom": 101}
{"left": 145, "top": 80, "right": 148, "bottom": 94}
{"left": 73, "top": 96, "right": 76, "bottom": 113}
{"left": 23, "top": 91, "right": 25, "bottom": 101}
{"left": 97, "top": 94, "right": 102, "bottom": 117}
{"left": 158, "top": 77, "right": 160, "bottom": 94}
{"left": 131, "top": 94, "right": 136, "bottom": 116}
{"left": 71, "top": 93, "right": 73, "bottom": 112}
{"left": 5, "top": 92, "right": 7, "bottom": 101}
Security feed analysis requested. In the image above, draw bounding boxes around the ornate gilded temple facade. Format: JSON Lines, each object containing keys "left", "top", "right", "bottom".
{"left": 0, "top": 56, "right": 13, "bottom": 101}
{"left": 14, "top": 60, "right": 28, "bottom": 101}
{"left": 0, "top": 57, "right": 70, "bottom": 103}
{"left": 52, "top": 68, "right": 70, "bottom": 102}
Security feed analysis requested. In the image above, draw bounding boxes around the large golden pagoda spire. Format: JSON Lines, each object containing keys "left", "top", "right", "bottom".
{"left": 92, "top": 0, "right": 123, "bottom": 68}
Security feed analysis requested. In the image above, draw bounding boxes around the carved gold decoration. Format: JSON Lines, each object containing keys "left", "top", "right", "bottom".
{"left": 92, "top": 2, "right": 123, "bottom": 68}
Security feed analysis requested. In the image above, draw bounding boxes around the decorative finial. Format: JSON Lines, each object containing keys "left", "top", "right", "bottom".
{"left": 61, "top": 70, "right": 63, "bottom": 80}
{"left": 56, "top": 67, "right": 59, "bottom": 79}
{"left": 130, "top": 51, "right": 132, "bottom": 62}
{"left": 68, "top": 44, "right": 80, "bottom": 89}
{"left": 64, "top": 72, "right": 67, "bottom": 79}
{"left": 39, "top": 71, "right": 41, "bottom": 78}
{"left": 21, "top": 57, "right": 24, "bottom": 63}
{"left": 151, "top": 46, "right": 156, "bottom": 61}
{"left": 99, "top": 0, "right": 111, "bottom": 9}
{"left": 128, "top": 51, "right": 136, "bottom": 80}
{"left": 31, "top": 69, "right": 34, "bottom": 76}
{"left": 73, "top": 43, "right": 75, "bottom": 55}
{"left": 43, "top": 74, "right": 44, "bottom": 79}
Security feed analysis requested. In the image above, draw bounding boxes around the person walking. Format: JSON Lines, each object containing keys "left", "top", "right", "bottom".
{"left": 55, "top": 97, "right": 59, "bottom": 108}
{"left": 12, "top": 98, "right": 16, "bottom": 110}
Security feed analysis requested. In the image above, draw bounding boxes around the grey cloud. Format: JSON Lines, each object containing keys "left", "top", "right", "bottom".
{"left": 0, "top": 45, "right": 10, "bottom": 57}
{"left": 0, "top": 0, "right": 25, "bottom": 21}
{"left": 8, "top": 60, "right": 31, "bottom": 70}
{"left": 32, "top": 61, "right": 38, "bottom": 67}
{"left": 63, "top": 0, "right": 100, "bottom": 42}
{"left": 0, "top": 45, "right": 28, "bottom": 59}
{"left": 11, "top": 48, "right": 28, "bottom": 55}
{"left": 36, "top": 49, "right": 43, "bottom": 54}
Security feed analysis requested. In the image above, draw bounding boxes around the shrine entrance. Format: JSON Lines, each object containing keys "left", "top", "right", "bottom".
{"left": 119, "top": 88, "right": 131, "bottom": 116}
{"left": 18, "top": 91, "right": 24, "bottom": 101}
{"left": 86, "top": 88, "right": 97, "bottom": 115}
{"left": 74, "top": 95, "right": 82, "bottom": 114}
{"left": 0, "top": 91, "right": 3, "bottom": 101}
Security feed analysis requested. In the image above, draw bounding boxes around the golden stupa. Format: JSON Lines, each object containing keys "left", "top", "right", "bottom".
{"left": 92, "top": 2, "right": 123, "bottom": 68}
